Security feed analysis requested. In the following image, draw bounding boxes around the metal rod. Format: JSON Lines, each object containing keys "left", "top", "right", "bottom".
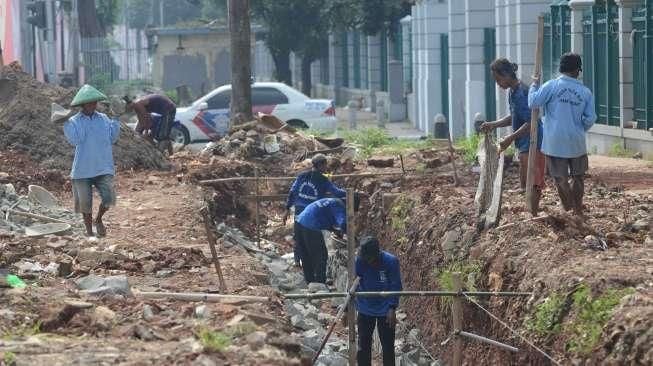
{"left": 282, "top": 290, "right": 533, "bottom": 299}
{"left": 457, "top": 331, "right": 519, "bottom": 353}
{"left": 312, "top": 277, "right": 360, "bottom": 365}
{"left": 135, "top": 291, "right": 269, "bottom": 303}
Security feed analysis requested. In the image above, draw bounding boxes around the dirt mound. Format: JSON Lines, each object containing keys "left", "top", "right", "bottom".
{"left": 0, "top": 64, "right": 168, "bottom": 172}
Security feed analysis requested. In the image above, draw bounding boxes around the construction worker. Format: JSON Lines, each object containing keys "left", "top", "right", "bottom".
{"left": 124, "top": 94, "right": 177, "bottom": 155}
{"left": 62, "top": 85, "right": 120, "bottom": 238}
{"left": 355, "top": 236, "right": 402, "bottom": 366}
{"left": 284, "top": 153, "right": 346, "bottom": 267}
{"left": 295, "top": 195, "right": 360, "bottom": 284}
{"left": 480, "top": 58, "right": 546, "bottom": 214}
{"left": 529, "top": 52, "right": 597, "bottom": 217}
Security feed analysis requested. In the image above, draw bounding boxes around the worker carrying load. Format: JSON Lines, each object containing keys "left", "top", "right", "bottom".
{"left": 124, "top": 94, "right": 177, "bottom": 155}
{"left": 60, "top": 84, "right": 120, "bottom": 238}
{"left": 284, "top": 153, "right": 347, "bottom": 267}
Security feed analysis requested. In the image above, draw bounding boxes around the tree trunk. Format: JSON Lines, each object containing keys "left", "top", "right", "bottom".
{"left": 228, "top": 0, "right": 253, "bottom": 124}
{"left": 271, "top": 50, "right": 292, "bottom": 86}
{"left": 77, "top": 0, "right": 105, "bottom": 38}
{"left": 301, "top": 55, "right": 312, "bottom": 97}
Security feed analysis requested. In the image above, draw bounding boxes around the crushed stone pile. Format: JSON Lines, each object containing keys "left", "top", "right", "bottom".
{"left": 0, "top": 62, "right": 168, "bottom": 171}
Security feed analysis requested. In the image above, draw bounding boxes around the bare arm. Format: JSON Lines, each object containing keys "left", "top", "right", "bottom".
{"left": 480, "top": 114, "right": 511, "bottom": 132}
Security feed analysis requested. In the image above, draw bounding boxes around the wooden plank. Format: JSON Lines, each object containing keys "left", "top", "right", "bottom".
{"left": 526, "top": 15, "right": 545, "bottom": 214}
{"left": 485, "top": 152, "right": 505, "bottom": 229}
{"left": 346, "top": 188, "right": 357, "bottom": 366}
{"left": 451, "top": 272, "right": 463, "bottom": 366}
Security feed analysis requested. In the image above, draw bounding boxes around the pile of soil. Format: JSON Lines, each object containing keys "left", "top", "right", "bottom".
{"left": 0, "top": 63, "right": 168, "bottom": 172}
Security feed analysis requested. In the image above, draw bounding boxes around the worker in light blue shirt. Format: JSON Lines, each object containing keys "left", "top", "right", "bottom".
{"left": 295, "top": 195, "right": 360, "bottom": 284}
{"left": 529, "top": 53, "right": 597, "bottom": 216}
{"left": 284, "top": 153, "right": 346, "bottom": 267}
{"left": 62, "top": 84, "right": 120, "bottom": 237}
{"left": 355, "top": 236, "right": 402, "bottom": 366}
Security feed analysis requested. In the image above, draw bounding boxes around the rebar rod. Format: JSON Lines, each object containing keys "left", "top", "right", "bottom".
{"left": 282, "top": 290, "right": 533, "bottom": 299}
{"left": 457, "top": 331, "right": 519, "bottom": 353}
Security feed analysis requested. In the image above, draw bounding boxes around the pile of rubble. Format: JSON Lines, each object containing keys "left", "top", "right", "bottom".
{"left": 0, "top": 62, "right": 168, "bottom": 171}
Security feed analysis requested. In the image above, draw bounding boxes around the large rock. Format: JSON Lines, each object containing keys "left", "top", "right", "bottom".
{"left": 301, "top": 328, "right": 326, "bottom": 351}
{"left": 76, "top": 274, "right": 132, "bottom": 297}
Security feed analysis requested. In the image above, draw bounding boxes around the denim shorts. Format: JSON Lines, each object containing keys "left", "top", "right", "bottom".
{"left": 72, "top": 174, "right": 116, "bottom": 214}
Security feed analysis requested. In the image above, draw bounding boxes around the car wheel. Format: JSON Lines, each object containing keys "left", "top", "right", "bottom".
{"left": 170, "top": 125, "right": 190, "bottom": 145}
{"left": 287, "top": 119, "right": 309, "bottom": 129}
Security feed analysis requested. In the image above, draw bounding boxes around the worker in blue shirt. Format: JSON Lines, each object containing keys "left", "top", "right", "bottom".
{"left": 62, "top": 85, "right": 120, "bottom": 238}
{"left": 529, "top": 53, "right": 597, "bottom": 216}
{"left": 284, "top": 153, "right": 346, "bottom": 267}
{"left": 295, "top": 195, "right": 360, "bottom": 284}
{"left": 480, "top": 58, "right": 546, "bottom": 214}
{"left": 355, "top": 236, "right": 402, "bottom": 366}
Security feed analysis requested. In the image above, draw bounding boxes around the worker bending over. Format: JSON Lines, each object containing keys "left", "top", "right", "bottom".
{"left": 355, "top": 236, "right": 402, "bottom": 366}
{"left": 285, "top": 153, "right": 346, "bottom": 267}
{"left": 295, "top": 195, "right": 360, "bottom": 284}
{"left": 125, "top": 94, "right": 177, "bottom": 155}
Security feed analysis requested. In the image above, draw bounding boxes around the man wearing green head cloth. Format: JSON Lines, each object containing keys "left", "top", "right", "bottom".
{"left": 62, "top": 84, "right": 120, "bottom": 238}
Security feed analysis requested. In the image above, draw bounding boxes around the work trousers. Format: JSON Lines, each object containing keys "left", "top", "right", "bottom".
{"left": 357, "top": 312, "right": 396, "bottom": 366}
{"left": 295, "top": 223, "right": 327, "bottom": 283}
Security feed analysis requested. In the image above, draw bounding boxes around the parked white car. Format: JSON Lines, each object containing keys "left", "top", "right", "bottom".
{"left": 163, "top": 82, "right": 337, "bottom": 145}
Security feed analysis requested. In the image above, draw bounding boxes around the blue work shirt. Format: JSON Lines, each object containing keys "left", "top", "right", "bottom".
{"left": 64, "top": 111, "right": 120, "bottom": 179}
{"left": 509, "top": 82, "right": 543, "bottom": 153}
{"left": 355, "top": 251, "right": 402, "bottom": 317}
{"left": 286, "top": 170, "right": 346, "bottom": 215}
{"left": 296, "top": 198, "right": 347, "bottom": 233}
{"left": 528, "top": 75, "right": 597, "bottom": 158}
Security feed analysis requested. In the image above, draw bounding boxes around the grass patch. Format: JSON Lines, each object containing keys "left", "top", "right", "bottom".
{"left": 526, "top": 292, "right": 567, "bottom": 336}
{"left": 389, "top": 195, "right": 415, "bottom": 231}
{"left": 2, "top": 321, "right": 41, "bottom": 340}
{"left": 341, "top": 128, "right": 392, "bottom": 157}
{"left": 455, "top": 133, "right": 481, "bottom": 164}
{"left": 434, "top": 260, "right": 482, "bottom": 312}
{"left": 197, "top": 328, "right": 231, "bottom": 353}
{"left": 2, "top": 351, "right": 16, "bottom": 365}
{"left": 565, "top": 285, "right": 635, "bottom": 354}
{"left": 608, "top": 142, "right": 636, "bottom": 158}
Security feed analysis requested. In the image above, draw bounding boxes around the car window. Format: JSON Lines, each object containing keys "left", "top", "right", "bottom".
{"left": 207, "top": 91, "right": 231, "bottom": 109}
{"left": 252, "top": 87, "right": 289, "bottom": 106}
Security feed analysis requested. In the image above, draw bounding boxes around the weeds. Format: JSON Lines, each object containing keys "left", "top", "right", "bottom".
{"left": 608, "top": 141, "right": 636, "bottom": 158}
{"left": 2, "top": 351, "right": 16, "bottom": 366}
{"left": 566, "top": 285, "right": 635, "bottom": 354}
{"left": 526, "top": 292, "right": 567, "bottom": 336}
{"left": 341, "top": 128, "right": 392, "bottom": 157}
{"left": 197, "top": 328, "right": 231, "bottom": 353}
{"left": 389, "top": 195, "right": 415, "bottom": 231}
{"left": 2, "top": 321, "right": 41, "bottom": 340}
{"left": 225, "top": 321, "right": 257, "bottom": 338}
{"left": 455, "top": 133, "right": 481, "bottom": 164}
{"left": 434, "top": 260, "right": 482, "bottom": 312}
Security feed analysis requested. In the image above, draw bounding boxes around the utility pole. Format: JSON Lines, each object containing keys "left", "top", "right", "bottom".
{"left": 45, "top": 0, "right": 56, "bottom": 82}
{"left": 228, "top": 0, "right": 253, "bottom": 124}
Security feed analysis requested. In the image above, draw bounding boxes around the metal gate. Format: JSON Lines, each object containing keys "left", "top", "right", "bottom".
{"left": 80, "top": 32, "right": 150, "bottom": 88}
{"left": 483, "top": 28, "right": 496, "bottom": 122}
{"left": 542, "top": 1, "right": 571, "bottom": 82}
{"left": 440, "top": 34, "right": 449, "bottom": 119}
{"left": 632, "top": 2, "right": 653, "bottom": 130}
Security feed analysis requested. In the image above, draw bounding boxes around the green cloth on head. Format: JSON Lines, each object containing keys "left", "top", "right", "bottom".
{"left": 71, "top": 84, "right": 107, "bottom": 106}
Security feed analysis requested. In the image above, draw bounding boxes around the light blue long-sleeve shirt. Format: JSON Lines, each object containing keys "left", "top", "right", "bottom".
{"left": 64, "top": 111, "right": 120, "bottom": 179}
{"left": 528, "top": 75, "right": 597, "bottom": 158}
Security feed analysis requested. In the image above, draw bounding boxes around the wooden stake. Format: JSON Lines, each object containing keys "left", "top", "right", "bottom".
{"left": 346, "top": 188, "right": 357, "bottom": 366}
{"left": 135, "top": 290, "right": 268, "bottom": 303}
{"left": 255, "top": 167, "right": 261, "bottom": 247}
{"left": 447, "top": 134, "right": 460, "bottom": 186}
{"left": 399, "top": 154, "right": 406, "bottom": 175}
{"left": 200, "top": 207, "right": 227, "bottom": 293}
{"left": 452, "top": 272, "right": 463, "bottom": 366}
{"left": 526, "top": 15, "right": 545, "bottom": 214}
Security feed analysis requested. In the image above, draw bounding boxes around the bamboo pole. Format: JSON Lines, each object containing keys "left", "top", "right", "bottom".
{"left": 282, "top": 290, "right": 533, "bottom": 300}
{"left": 135, "top": 291, "right": 269, "bottom": 303}
{"left": 199, "top": 171, "right": 411, "bottom": 184}
{"left": 255, "top": 168, "right": 260, "bottom": 247}
{"left": 526, "top": 15, "right": 545, "bottom": 214}
{"left": 200, "top": 207, "right": 227, "bottom": 292}
{"left": 3, "top": 209, "right": 71, "bottom": 224}
{"left": 312, "top": 277, "right": 360, "bottom": 365}
{"left": 346, "top": 188, "right": 356, "bottom": 366}
{"left": 452, "top": 272, "right": 463, "bottom": 366}
{"left": 457, "top": 331, "right": 519, "bottom": 353}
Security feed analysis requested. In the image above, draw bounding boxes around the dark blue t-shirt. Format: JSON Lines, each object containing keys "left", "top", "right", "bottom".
{"left": 286, "top": 170, "right": 346, "bottom": 215}
{"left": 296, "top": 198, "right": 347, "bottom": 232}
{"left": 510, "top": 82, "right": 543, "bottom": 153}
{"left": 355, "top": 251, "right": 402, "bottom": 317}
